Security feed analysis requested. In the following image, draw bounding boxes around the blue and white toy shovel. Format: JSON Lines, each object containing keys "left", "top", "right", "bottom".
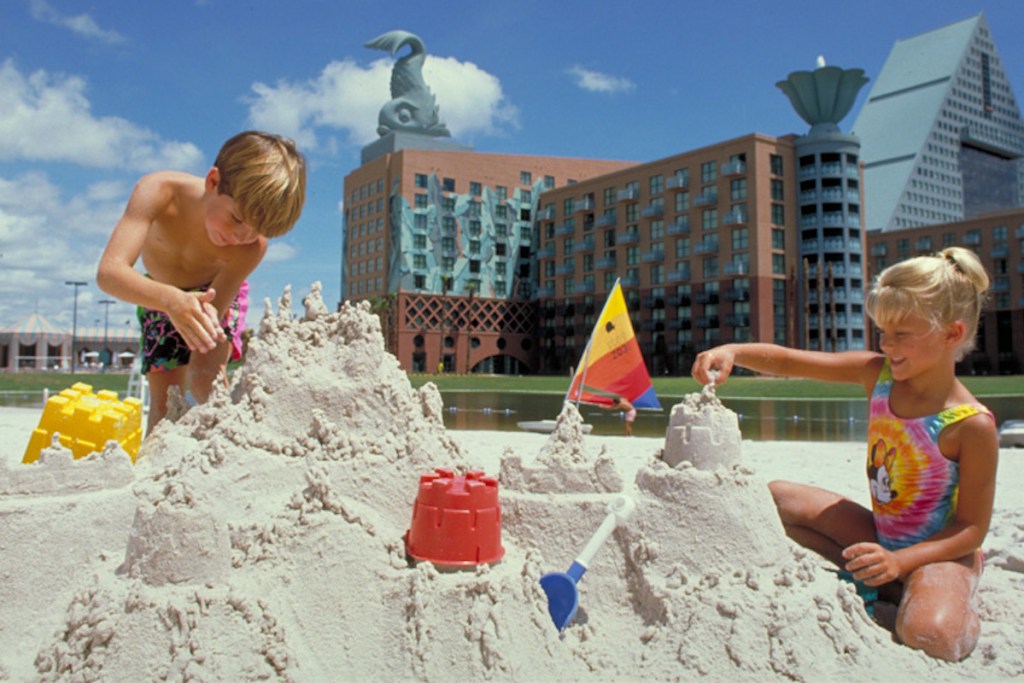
{"left": 540, "top": 495, "right": 636, "bottom": 631}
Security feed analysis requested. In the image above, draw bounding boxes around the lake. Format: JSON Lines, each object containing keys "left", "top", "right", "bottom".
{"left": 438, "top": 391, "right": 1024, "bottom": 442}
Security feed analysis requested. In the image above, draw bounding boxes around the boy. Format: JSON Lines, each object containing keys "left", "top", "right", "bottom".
{"left": 97, "top": 131, "right": 306, "bottom": 433}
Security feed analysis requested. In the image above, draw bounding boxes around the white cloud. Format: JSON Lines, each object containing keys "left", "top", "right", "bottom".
{"left": 0, "top": 60, "right": 204, "bottom": 172}
{"left": 0, "top": 172, "right": 131, "bottom": 326}
{"left": 29, "top": 0, "right": 127, "bottom": 45}
{"left": 566, "top": 65, "right": 636, "bottom": 94}
{"left": 246, "top": 55, "right": 519, "bottom": 150}
{"left": 264, "top": 241, "right": 299, "bottom": 263}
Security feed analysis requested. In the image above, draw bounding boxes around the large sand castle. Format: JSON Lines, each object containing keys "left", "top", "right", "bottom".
{"left": 0, "top": 283, "right": 1021, "bottom": 681}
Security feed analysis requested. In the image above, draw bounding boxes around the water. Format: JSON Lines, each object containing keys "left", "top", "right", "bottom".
{"left": 438, "top": 391, "right": 1024, "bottom": 442}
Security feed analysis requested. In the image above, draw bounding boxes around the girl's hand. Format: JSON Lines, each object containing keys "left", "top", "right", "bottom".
{"left": 842, "top": 542, "right": 903, "bottom": 586}
{"left": 691, "top": 346, "right": 735, "bottom": 386}
{"left": 168, "top": 289, "right": 226, "bottom": 353}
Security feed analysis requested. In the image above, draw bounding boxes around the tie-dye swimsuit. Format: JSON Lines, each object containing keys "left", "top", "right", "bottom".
{"left": 137, "top": 280, "right": 249, "bottom": 374}
{"left": 866, "top": 359, "right": 993, "bottom": 551}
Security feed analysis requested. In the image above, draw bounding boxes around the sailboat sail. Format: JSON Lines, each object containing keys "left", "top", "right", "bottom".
{"left": 566, "top": 280, "right": 661, "bottom": 410}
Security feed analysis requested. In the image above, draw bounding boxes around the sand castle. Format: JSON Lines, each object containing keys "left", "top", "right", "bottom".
{"left": 0, "top": 282, "right": 979, "bottom": 681}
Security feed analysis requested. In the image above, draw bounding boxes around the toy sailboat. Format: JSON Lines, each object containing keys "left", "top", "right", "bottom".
{"left": 518, "top": 279, "right": 661, "bottom": 433}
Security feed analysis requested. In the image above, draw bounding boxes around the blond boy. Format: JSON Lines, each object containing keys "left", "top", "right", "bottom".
{"left": 97, "top": 131, "right": 306, "bottom": 432}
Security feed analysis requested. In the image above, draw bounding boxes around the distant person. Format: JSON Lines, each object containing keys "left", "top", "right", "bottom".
{"left": 97, "top": 131, "right": 306, "bottom": 433}
{"left": 691, "top": 247, "right": 996, "bottom": 663}
{"left": 601, "top": 396, "right": 636, "bottom": 436}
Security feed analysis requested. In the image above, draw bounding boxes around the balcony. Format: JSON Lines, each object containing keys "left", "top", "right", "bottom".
{"left": 725, "top": 314, "right": 750, "bottom": 327}
{"left": 667, "top": 220, "right": 690, "bottom": 235}
{"left": 667, "top": 318, "right": 691, "bottom": 330}
{"left": 724, "top": 288, "right": 749, "bottom": 302}
{"left": 555, "top": 264, "right": 575, "bottom": 276}
{"left": 963, "top": 233, "right": 982, "bottom": 246}
{"left": 820, "top": 162, "right": 843, "bottom": 176}
{"left": 621, "top": 275, "right": 640, "bottom": 288}
{"left": 535, "top": 207, "right": 556, "bottom": 220}
{"left": 536, "top": 286, "right": 555, "bottom": 298}
{"left": 799, "top": 215, "right": 819, "bottom": 229}
{"left": 798, "top": 165, "right": 818, "bottom": 179}
{"left": 555, "top": 222, "right": 576, "bottom": 237}
{"left": 721, "top": 160, "right": 747, "bottom": 176}
{"left": 666, "top": 175, "right": 689, "bottom": 190}
{"left": 617, "top": 188, "right": 639, "bottom": 201}
{"left": 535, "top": 244, "right": 555, "bottom": 259}
{"left": 801, "top": 239, "right": 819, "bottom": 252}
{"left": 596, "top": 256, "right": 616, "bottom": 270}
{"left": 576, "top": 197, "right": 595, "bottom": 211}
{"left": 576, "top": 280, "right": 595, "bottom": 293}
{"left": 667, "top": 294, "right": 691, "bottom": 306}
{"left": 595, "top": 212, "right": 617, "bottom": 228}
{"left": 641, "top": 203, "right": 664, "bottom": 218}
{"left": 692, "top": 191, "right": 718, "bottom": 207}
{"left": 722, "top": 262, "right": 748, "bottom": 276}
{"left": 667, "top": 270, "right": 690, "bottom": 282}
{"left": 1015, "top": 225, "right": 1024, "bottom": 239}
{"left": 694, "top": 291, "right": 719, "bottom": 304}
{"left": 573, "top": 239, "right": 595, "bottom": 253}
{"left": 991, "top": 245, "right": 1009, "bottom": 258}
{"left": 870, "top": 244, "right": 887, "bottom": 256}
{"left": 695, "top": 316, "right": 720, "bottom": 328}
{"left": 619, "top": 231, "right": 640, "bottom": 244}
{"left": 693, "top": 241, "right": 719, "bottom": 255}
{"left": 722, "top": 211, "right": 747, "bottom": 226}
{"left": 641, "top": 249, "right": 665, "bottom": 263}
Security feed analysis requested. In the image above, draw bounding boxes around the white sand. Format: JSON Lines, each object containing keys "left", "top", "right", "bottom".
{"left": 0, "top": 283, "right": 1021, "bottom": 682}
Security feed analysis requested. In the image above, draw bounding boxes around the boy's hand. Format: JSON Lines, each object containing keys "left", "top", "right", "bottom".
{"left": 168, "top": 289, "right": 227, "bottom": 353}
{"left": 842, "top": 542, "right": 903, "bottom": 586}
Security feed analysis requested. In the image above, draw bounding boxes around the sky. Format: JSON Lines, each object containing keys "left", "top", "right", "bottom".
{"left": 1, "top": 0, "right": 1022, "bottom": 335}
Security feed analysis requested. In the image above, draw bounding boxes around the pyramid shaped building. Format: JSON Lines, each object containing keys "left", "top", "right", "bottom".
{"left": 853, "top": 13, "right": 1024, "bottom": 231}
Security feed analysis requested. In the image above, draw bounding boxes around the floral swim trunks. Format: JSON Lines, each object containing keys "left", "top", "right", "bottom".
{"left": 137, "top": 281, "right": 249, "bottom": 374}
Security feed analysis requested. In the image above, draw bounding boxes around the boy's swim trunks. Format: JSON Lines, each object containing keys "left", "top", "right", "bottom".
{"left": 137, "top": 281, "right": 249, "bottom": 374}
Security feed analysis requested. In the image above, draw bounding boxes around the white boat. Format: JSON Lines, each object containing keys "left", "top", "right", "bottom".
{"left": 515, "top": 419, "right": 593, "bottom": 434}
{"left": 999, "top": 420, "right": 1024, "bottom": 448}
{"left": 518, "top": 279, "right": 660, "bottom": 434}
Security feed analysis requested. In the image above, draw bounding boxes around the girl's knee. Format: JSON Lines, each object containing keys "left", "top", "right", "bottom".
{"left": 898, "top": 603, "right": 980, "bottom": 662}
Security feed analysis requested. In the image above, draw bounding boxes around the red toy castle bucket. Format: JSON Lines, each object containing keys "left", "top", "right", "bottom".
{"left": 405, "top": 467, "right": 504, "bottom": 567}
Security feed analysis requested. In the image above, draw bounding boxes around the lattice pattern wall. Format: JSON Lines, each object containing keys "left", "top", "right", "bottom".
{"left": 401, "top": 293, "right": 536, "bottom": 335}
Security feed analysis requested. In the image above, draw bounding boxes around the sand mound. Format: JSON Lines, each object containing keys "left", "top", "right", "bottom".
{"left": 10, "top": 282, "right": 1002, "bottom": 680}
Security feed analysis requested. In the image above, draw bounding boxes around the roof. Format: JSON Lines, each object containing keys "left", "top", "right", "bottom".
{"left": 0, "top": 313, "right": 68, "bottom": 346}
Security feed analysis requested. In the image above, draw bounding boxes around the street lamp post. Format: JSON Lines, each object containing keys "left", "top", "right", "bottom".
{"left": 99, "top": 299, "right": 115, "bottom": 372}
{"left": 65, "top": 281, "right": 87, "bottom": 373}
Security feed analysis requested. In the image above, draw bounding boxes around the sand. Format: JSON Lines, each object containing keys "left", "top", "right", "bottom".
{"left": 0, "top": 282, "right": 1022, "bottom": 681}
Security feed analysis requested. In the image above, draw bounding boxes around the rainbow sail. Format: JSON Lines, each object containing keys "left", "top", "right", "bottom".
{"left": 566, "top": 279, "right": 661, "bottom": 410}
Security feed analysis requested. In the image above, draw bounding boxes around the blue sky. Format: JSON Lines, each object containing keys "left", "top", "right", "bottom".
{"left": 1, "top": 0, "right": 1022, "bottom": 334}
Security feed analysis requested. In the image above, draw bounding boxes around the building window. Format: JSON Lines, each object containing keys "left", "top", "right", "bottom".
{"left": 563, "top": 198, "right": 574, "bottom": 215}
{"left": 703, "top": 257, "right": 718, "bottom": 279}
{"left": 443, "top": 177, "right": 455, "bottom": 192}
{"left": 732, "top": 227, "right": 749, "bottom": 250}
{"left": 771, "top": 203, "right": 785, "bottom": 226}
{"left": 470, "top": 181, "right": 482, "bottom": 196}
{"left": 701, "top": 161, "right": 717, "bottom": 184}
{"left": 496, "top": 223, "right": 508, "bottom": 237}
{"left": 604, "top": 230, "right": 616, "bottom": 247}
{"left": 772, "top": 253, "right": 785, "bottom": 275}
{"left": 520, "top": 171, "right": 532, "bottom": 185}
{"left": 413, "top": 234, "right": 427, "bottom": 249}
{"left": 442, "top": 197, "right": 456, "bottom": 212}
{"left": 415, "top": 194, "right": 428, "bottom": 209}
{"left": 470, "top": 260, "right": 481, "bottom": 274}
{"left": 772, "top": 228, "right": 785, "bottom": 249}
{"left": 442, "top": 216, "right": 456, "bottom": 233}
{"left": 651, "top": 220, "right": 664, "bottom": 240}
{"left": 544, "top": 175, "right": 555, "bottom": 189}
{"left": 414, "top": 213, "right": 427, "bottom": 230}
{"left": 770, "top": 154, "right": 784, "bottom": 175}
{"left": 771, "top": 179, "right": 784, "bottom": 201}
{"left": 470, "top": 240, "right": 481, "bottom": 254}
{"left": 442, "top": 237, "right": 456, "bottom": 253}
{"left": 702, "top": 208, "right": 718, "bottom": 231}
{"left": 414, "top": 274, "right": 426, "bottom": 289}
{"left": 730, "top": 178, "right": 748, "bottom": 200}
{"left": 649, "top": 174, "right": 664, "bottom": 195}
{"left": 413, "top": 254, "right": 427, "bottom": 269}
{"left": 496, "top": 185, "right": 507, "bottom": 200}
{"left": 675, "top": 238, "right": 690, "bottom": 258}
{"left": 603, "top": 187, "right": 616, "bottom": 206}
{"left": 627, "top": 246, "right": 639, "bottom": 265}
{"left": 520, "top": 189, "right": 532, "bottom": 203}
{"left": 415, "top": 173, "right": 428, "bottom": 188}
{"left": 675, "top": 191, "right": 690, "bottom": 212}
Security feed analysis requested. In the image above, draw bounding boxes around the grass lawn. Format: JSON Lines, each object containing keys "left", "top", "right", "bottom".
{"left": 4, "top": 370, "right": 1020, "bottom": 401}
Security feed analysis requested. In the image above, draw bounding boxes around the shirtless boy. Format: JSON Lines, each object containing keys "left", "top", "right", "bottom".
{"left": 97, "top": 131, "right": 305, "bottom": 432}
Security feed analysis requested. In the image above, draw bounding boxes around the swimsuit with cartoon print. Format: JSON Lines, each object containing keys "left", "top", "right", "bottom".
{"left": 137, "top": 280, "right": 249, "bottom": 375}
{"left": 866, "top": 359, "right": 993, "bottom": 551}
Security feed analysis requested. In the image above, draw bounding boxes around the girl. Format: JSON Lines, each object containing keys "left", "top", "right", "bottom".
{"left": 691, "top": 247, "right": 998, "bottom": 662}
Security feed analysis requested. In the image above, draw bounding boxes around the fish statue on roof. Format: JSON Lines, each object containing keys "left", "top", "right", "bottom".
{"left": 365, "top": 30, "right": 451, "bottom": 138}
